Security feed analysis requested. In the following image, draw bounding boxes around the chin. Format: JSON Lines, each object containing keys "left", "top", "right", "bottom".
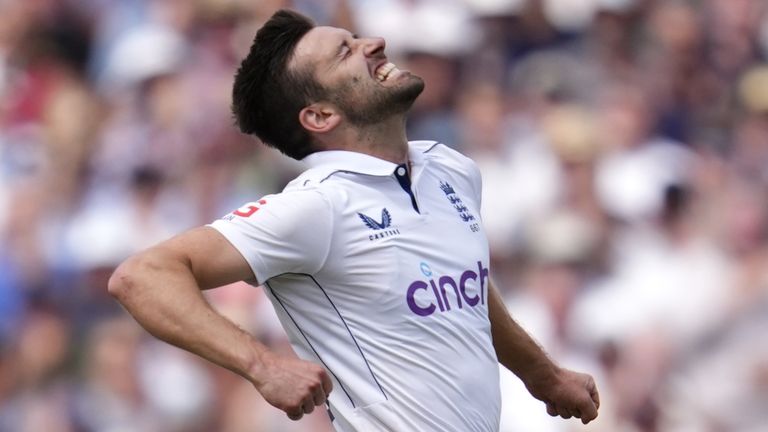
{"left": 393, "top": 75, "right": 425, "bottom": 105}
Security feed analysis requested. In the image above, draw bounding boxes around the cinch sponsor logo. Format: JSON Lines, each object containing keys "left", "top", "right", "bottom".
{"left": 406, "top": 261, "right": 489, "bottom": 317}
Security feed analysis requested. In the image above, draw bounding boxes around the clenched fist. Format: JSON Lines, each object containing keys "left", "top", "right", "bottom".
{"left": 527, "top": 367, "right": 600, "bottom": 425}
{"left": 252, "top": 351, "right": 334, "bottom": 421}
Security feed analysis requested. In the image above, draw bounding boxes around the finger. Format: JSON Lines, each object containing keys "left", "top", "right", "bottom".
{"left": 313, "top": 386, "right": 327, "bottom": 406}
{"left": 577, "top": 377, "right": 600, "bottom": 424}
{"left": 546, "top": 404, "right": 558, "bottom": 417}
{"left": 557, "top": 407, "right": 572, "bottom": 419}
{"left": 302, "top": 395, "right": 316, "bottom": 414}
{"left": 287, "top": 410, "right": 303, "bottom": 421}
{"left": 569, "top": 408, "right": 582, "bottom": 419}
{"left": 589, "top": 380, "right": 601, "bottom": 410}
{"left": 579, "top": 395, "right": 599, "bottom": 424}
{"left": 320, "top": 371, "right": 334, "bottom": 395}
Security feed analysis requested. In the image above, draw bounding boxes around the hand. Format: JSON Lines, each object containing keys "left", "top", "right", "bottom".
{"left": 251, "top": 352, "right": 333, "bottom": 421}
{"left": 526, "top": 367, "right": 600, "bottom": 424}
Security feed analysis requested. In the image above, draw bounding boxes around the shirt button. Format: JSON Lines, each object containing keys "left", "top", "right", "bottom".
{"left": 397, "top": 166, "right": 406, "bottom": 176}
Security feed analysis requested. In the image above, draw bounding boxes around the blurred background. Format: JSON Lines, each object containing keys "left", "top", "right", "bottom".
{"left": 1, "top": 0, "right": 768, "bottom": 431}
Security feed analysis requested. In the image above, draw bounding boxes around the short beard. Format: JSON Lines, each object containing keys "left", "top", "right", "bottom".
{"left": 332, "top": 75, "right": 425, "bottom": 126}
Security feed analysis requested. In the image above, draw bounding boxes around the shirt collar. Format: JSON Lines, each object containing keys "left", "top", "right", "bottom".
{"left": 302, "top": 146, "right": 427, "bottom": 176}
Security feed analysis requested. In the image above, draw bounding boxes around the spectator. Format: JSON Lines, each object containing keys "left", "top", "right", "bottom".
{"left": 1, "top": 1, "right": 767, "bottom": 431}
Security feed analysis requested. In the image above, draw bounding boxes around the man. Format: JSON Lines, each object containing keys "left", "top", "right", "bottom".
{"left": 108, "top": 9, "right": 600, "bottom": 431}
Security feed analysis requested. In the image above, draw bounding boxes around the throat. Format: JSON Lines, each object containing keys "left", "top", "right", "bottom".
{"left": 347, "top": 117, "right": 409, "bottom": 164}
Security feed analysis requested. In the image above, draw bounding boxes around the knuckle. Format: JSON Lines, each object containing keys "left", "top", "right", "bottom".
{"left": 313, "top": 367, "right": 329, "bottom": 381}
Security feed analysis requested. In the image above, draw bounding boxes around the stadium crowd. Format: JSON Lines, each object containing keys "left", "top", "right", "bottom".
{"left": 1, "top": 0, "right": 767, "bottom": 431}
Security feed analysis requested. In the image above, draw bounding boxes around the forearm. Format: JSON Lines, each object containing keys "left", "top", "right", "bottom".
{"left": 488, "top": 281, "right": 558, "bottom": 386}
{"left": 488, "top": 281, "right": 600, "bottom": 422}
{"left": 108, "top": 249, "right": 268, "bottom": 385}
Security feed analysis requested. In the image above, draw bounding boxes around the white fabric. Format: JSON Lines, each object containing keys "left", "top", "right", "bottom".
{"left": 210, "top": 141, "right": 500, "bottom": 431}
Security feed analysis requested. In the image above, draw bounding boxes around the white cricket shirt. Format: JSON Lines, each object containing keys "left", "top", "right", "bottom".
{"left": 209, "top": 141, "right": 501, "bottom": 431}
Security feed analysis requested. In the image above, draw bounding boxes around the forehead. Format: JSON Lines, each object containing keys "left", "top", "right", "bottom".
{"left": 290, "top": 26, "right": 349, "bottom": 71}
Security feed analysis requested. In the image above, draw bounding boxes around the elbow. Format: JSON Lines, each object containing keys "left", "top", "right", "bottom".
{"left": 108, "top": 248, "right": 185, "bottom": 301}
{"left": 108, "top": 254, "right": 151, "bottom": 302}
{"left": 107, "top": 258, "right": 136, "bottom": 301}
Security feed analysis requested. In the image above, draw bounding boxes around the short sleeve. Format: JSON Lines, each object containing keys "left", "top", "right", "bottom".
{"left": 466, "top": 158, "right": 483, "bottom": 210}
{"left": 208, "top": 189, "right": 333, "bottom": 283}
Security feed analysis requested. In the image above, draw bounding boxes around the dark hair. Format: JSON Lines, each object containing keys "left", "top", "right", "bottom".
{"left": 232, "top": 9, "right": 326, "bottom": 160}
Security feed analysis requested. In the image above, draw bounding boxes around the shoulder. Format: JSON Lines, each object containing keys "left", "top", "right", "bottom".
{"left": 283, "top": 164, "right": 346, "bottom": 192}
{"left": 412, "top": 140, "right": 482, "bottom": 181}
{"left": 413, "top": 140, "right": 477, "bottom": 167}
{"left": 210, "top": 185, "right": 335, "bottom": 259}
{"left": 214, "top": 184, "right": 333, "bottom": 232}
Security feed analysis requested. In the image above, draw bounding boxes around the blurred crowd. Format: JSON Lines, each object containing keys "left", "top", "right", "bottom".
{"left": 1, "top": 0, "right": 768, "bottom": 431}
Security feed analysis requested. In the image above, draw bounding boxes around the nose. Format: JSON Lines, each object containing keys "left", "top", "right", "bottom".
{"left": 362, "top": 37, "right": 385, "bottom": 58}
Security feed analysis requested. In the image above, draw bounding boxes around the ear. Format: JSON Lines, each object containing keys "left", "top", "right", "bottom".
{"left": 299, "top": 103, "right": 341, "bottom": 134}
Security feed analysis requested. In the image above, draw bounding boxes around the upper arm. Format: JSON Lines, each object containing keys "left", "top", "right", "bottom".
{"left": 462, "top": 155, "right": 483, "bottom": 212}
{"left": 487, "top": 279, "right": 519, "bottom": 348}
{"left": 151, "top": 226, "right": 257, "bottom": 290}
{"left": 487, "top": 279, "right": 507, "bottom": 325}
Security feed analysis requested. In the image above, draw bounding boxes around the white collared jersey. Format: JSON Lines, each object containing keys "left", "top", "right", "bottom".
{"left": 209, "top": 141, "right": 500, "bottom": 431}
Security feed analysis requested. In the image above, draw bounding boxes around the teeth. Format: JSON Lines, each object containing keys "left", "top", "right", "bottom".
{"left": 375, "top": 62, "right": 398, "bottom": 82}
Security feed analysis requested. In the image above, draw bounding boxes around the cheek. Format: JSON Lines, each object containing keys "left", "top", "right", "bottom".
{"left": 323, "top": 69, "right": 366, "bottom": 90}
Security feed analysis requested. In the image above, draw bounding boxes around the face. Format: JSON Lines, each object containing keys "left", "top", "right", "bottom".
{"left": 290, "top": 26, "right": 424, "bottom": 126}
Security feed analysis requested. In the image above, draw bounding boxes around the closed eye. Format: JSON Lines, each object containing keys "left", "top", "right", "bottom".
{"left": 340, "top": 43, "right": 351, "bottom": 59}
{"left": 339, "top": 34, "right": 359, "bottom": 59}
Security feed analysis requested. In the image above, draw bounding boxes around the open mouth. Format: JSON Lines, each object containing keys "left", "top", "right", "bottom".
{"left": 375, "top": 62, "right": 400, "bottom": 82}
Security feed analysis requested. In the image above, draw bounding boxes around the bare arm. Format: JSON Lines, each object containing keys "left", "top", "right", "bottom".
{"left": 107, "top": 226, "right": 332, "bottom": 421}
{"left": 488, "top": 280, "right": 600, "bottom": 424}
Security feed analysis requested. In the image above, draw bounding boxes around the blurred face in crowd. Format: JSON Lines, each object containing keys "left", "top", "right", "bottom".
{"left": 598, "top": 85, "right": 651, "bottom": 149}
{"left": 290, "top": 26, "right": 424, "bottom": 126}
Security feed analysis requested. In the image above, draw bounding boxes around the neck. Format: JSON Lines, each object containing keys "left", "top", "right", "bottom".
{"left": 322, "top": 116, "right": 409, "bottom": 164}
